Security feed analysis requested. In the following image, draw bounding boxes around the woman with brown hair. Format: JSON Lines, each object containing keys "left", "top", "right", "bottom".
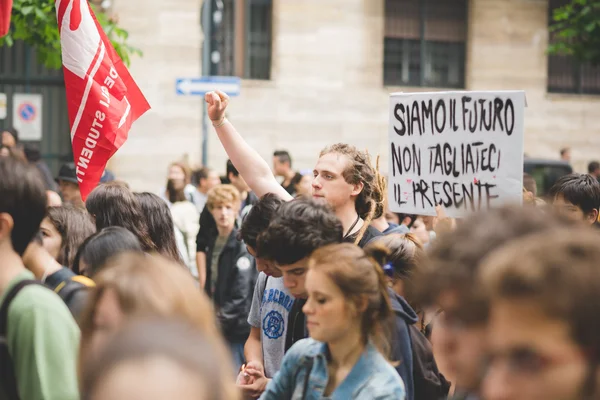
{"left": 78, "top": 252, "right": 238, "bottom": 398}
{"left": 40, "top": 205, "right": 96, "bottom": 269}
{"left": 81, "top": 318, "right": 239, "bottom": 400}
{"left": 259, "top": 243, "right": 405, "bottom": 399}
{"left": 85, "top": 182, "right": 156, "bottom": 252}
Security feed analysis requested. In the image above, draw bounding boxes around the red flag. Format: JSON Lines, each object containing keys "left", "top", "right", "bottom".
{"left": 0, "top": 0, "right": 12, "bottom": 37}
{"left": 56, "top": 0, "right": 150, "bottom": 200}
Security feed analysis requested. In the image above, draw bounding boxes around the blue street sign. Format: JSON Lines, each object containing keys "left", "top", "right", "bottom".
{"left": 176, "top": 76, "right": 241, "bottom": 96}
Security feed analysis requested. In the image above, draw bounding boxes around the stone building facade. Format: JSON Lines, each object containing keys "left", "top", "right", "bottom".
{"left": 111, "top": 0, "right": 600, "bottom": 191}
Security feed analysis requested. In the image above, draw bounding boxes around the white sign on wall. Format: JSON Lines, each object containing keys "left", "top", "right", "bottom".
{"left": 388, "top": 91, "right": 526, "bottom": 218}
{"left": 0, "top": 93, "right": 6, "bottom": 119}
{"left": 12, "top": 93, "right": 43, "bottom": 141}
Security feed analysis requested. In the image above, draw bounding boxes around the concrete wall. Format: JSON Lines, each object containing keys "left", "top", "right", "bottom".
{"left": 111, "top": 0, "right": 600, "bottom": 191}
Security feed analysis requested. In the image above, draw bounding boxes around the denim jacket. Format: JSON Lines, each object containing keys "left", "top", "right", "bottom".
{"left": 260, "top": 338, "right": 406, "bottom": 400}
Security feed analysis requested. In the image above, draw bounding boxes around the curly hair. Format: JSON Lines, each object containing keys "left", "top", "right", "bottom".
{"left": 319, "top": 144, "right": 385, "bottom": 244}
{"left": 257, "top": 198, "right": 343, "bottom": 265}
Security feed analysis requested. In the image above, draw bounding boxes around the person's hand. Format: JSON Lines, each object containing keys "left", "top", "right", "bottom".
{"left": 238, "top": 361, "right": 269, "bottom": 399}
{"left": 433, "top": 205, "right": 456, "bottom": 235}
{"left": 204, "top": 90, "right": 229, "bottom": 124}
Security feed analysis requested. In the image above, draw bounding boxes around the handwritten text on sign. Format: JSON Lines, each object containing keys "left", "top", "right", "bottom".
{"left": 388, "top": 91, "right": 525, "bottom": 217}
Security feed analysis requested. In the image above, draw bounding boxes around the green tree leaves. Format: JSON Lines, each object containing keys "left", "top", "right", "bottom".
{"left": 0, "top": 0, "right": 142, "bottom": 69}
{"left": 548, "top": 0, "right": 600, "bottom": 66}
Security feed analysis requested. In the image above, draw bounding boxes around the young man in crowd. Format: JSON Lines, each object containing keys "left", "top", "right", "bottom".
{"left": 549, "top": 173, "right": 600, "bottom": 225}
{"left": 0, "top": 157, "right": 80, "bottom": 399}
{"left": 481, "top": 228, "right": 600, "bottom": 400}
{"left": 203, "top": 184, "right": 257, "bottom": 371}
{"left": 237, "top": 198, "right": 342, "bottom": 396}
{"left": 272, "top": 150, "right": 296, "bottom": 195}
{"left": 195, "top": 161, "right": 258, "bottom": 287}
{"left": 190, "top": 166, "right": 221, "bottom": 213}
{"left": 414, "top": 206, "right": 574, "bottom": 400}
{"left": 56, "top": 162, "right": 85, "bottom": 208}
{"left": 204, "top": 90, "right": 382, "bottom": 247}
{"left": 236, "top": 193, "right": 288, "bottom": 398}
{"left": 588, "top": 161, "right": 600, "bottom": 183}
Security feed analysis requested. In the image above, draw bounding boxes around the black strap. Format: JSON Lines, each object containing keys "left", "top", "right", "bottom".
{"left": 0, "top": 279, "right": 42, "bottom": 400}
{"left": 301, "top": 358, "right": 314, "bottom": 400}
{"left": 342, "top": 215, "right": 361, "bottom": 240}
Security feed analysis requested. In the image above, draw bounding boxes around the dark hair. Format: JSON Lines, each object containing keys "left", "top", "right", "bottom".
{"left": 0, "top": 157, "right": 46, "bottom": 255}
{"left": 309, "top": 243, "right": 392, "bottom": 355}
{"left": 588, "top": 161, "right": 600, "bottom": 174}
{"left": 549, "top": 173, "right": 600, "bottom": 215}
{"left": 481, "top": 228, "right": 600, "bottom": 393}
{"left": 257, "top": 198, "right": 343, "bottom": 265}
{"left": 369, "top": 233, "right": 425, "bottom": 307}
{"left": 23, "top": 144, "right": 42, "bottom": 162}
{"left": 290, "top": 172, "right": 304, "bottom": 187}
{"left": 396, "top": 213, "right": 416, "bottom": 229}
{"left": 273, "top": 150, "right": 292, "bottom": 167}
{"left": 239, "top": 193, "right": 285, "bottom": 251}
{"left": 81, "top": 318, "right": 236, "bottom": 400}
{"left": 523, "top": 173, "right": 538, "bottom": 197}
{"left": 166, "top": 179, "right": 187, "bottom": 203}
{"left": 414, "top": 206, "right": 576, "bottom": 325}
{"left": 3, "top": 127, "right": 19, "bottom": 144}
{"left": 134, "top": 192, "right": 184, "bottom": 264}
{"left": 46, "top": 205, "right": 96, "bottom": 268}
{"left": 85, "top": 182, "right": 156, "bottom": 252}
{"left": 226, "top": 159, "right": 239, "bottom": 178}
{"left": 560, "top": 147, "right": 570, "bottom": 157}
{"left": 191, "top": 167, "right": 214, "bottom": 186}
{"left": 73, "top": 226, "right": 143, "bottom": 276}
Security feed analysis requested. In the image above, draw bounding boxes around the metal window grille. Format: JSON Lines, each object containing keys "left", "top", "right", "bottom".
{"left": 384, "top": 0, "right": 467, "bottom": 88}
{"left": 547, "top": 0, "right": 600, "bottom": 95}
{"left": 211, "top": 0, "right": 272, "bottom": 80}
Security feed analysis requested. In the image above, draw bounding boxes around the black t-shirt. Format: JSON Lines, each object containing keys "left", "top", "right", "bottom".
{"left": 344, "top": 225, "right": 383, "bottom": 248}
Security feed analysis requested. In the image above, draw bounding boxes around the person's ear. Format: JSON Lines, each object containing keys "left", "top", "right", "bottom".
{"left": 351, "top": 181, "right": 364, "bottom": 197}
{"left": 587, "top": 209, "right": 599, "bottom": 225}
{"left": 0, "top": 213, "right": 14, "bottom": 242}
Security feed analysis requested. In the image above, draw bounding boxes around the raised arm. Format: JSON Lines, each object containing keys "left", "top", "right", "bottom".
{"left": 205, "top": 91, "right": 293, "bottom": 201}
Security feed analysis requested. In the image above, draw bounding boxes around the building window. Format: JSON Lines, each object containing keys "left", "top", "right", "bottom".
{"left": 547, "top": 0, "right": 600, "bottom": 95}
{"left": 383, "top": 0, "right": 467, "bottom": 88}
{"left": 210, "top": 0, "right": 273, "bottom": 80}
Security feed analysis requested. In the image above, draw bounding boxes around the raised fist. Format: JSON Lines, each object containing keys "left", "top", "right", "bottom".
{"left": 205, "top": 90, "right": 229, "bottom": 123}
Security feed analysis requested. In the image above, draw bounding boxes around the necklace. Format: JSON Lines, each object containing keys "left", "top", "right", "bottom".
{"left": 342, "top": 215, "right": 361, "bottom": 239}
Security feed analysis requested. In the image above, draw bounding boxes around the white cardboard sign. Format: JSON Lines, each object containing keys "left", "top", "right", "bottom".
{"left": 388, "top": 91, "right": 526, "bottom": 218}
{"left": 12, "top": 93, "right": 43, "bottom": 141}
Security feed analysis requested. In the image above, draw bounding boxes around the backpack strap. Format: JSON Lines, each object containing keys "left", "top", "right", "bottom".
{"left": 0, "top": 279, "right": 42, "bottom": 400}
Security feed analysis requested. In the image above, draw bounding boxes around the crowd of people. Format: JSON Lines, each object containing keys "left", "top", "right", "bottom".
{"left": 1, "top": 91, "right": 600, "bottom": 400}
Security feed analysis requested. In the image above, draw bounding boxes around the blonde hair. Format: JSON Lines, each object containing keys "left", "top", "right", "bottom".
{"left": 78, "top": 253, "right": 238, "bottom": 399}
{"left": 206, "top": 184, "right": 241, "bottom": 211}
{"left": 319, "top": 144, "right": 385, "bottom": 245}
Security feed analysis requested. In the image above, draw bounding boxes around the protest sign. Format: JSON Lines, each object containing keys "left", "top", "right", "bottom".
{"left": 388, "top": 91, "right": 525, "bottom": 218}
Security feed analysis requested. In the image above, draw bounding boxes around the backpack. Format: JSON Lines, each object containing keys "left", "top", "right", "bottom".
{"left": 52, "top": 275, "right": 95, "bottom": 319}
{"left": 0, "top": 280, "right": 45, "bottom": 400}
{"left": 409, "top": 324, "right": 451, "bottom": 400}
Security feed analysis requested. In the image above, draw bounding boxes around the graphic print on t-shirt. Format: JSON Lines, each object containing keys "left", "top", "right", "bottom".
{"left": 261, "top": 286, "right": 293, "bottom": 340}
{"left": 263, "top": 310, "right": 285, "bottom": 339}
